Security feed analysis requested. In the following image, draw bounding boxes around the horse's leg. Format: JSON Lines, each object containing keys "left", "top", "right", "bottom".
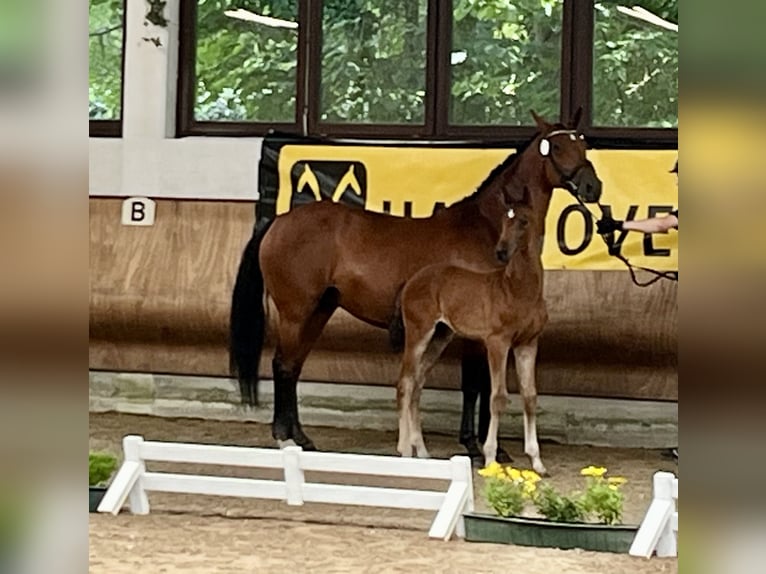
{"left": 409, "top": 325, "right": 454, "bottom": 458}
{"left": 459, "top": 340, "right": 486, "bottom": 462}
{"left": 476, "top": 356, "right": 513, "bottom": 464}
{"left": 513, "top": 338, "right": 547, "bottom": 476}
{"left": 272, "top": 295, "right": 338, "bottom": 450}
{"left": 397, "top": 324, "right": 435, "bottom": 457}
{"left": 397, "top": 345, "right": 420, "bottom": 458}
{"left": 482, "top": 340, "right": 510, "bottom": 465}
{"left": 460, "top": 342, "right": 511, "bottom": 463}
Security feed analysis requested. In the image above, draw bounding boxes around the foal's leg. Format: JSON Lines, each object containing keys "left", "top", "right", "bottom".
{"left": 409, "top": 326, "right": 454, "bottom": 458}
{"left": 397, "top": 324, "right": 435, "bottom": 457}
{"left": 272, "top": 296, "right": 337, "bottom": 450}
{"left": 514, "top": 339, "right": 547, "bottom": 476}
{"left": 461, "top": 342, "right": 512, "bottom": 464}
{"left": 483, "top": 341, "right": 510, "bottom": 465}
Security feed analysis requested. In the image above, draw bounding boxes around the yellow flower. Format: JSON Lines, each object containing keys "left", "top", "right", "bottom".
{"left": 522, "top": 481, "right": 537, "bottom": 496}
{"left": 580, "top": 465, "right": 607, "bottom": 478}
{"left": 608, "top": 485, "right": 619, "bottom": 491}
{"left": 607, "top": 476, "right": 628, "bottom": 486}
{"left": 521, "top": 469, "right": 542, "bottom": 483}
{"left": 478, "top": 461, "right": 504, "bottom": 478}
{"left": 505, "top": 467, "right": 522, "bottom": 482}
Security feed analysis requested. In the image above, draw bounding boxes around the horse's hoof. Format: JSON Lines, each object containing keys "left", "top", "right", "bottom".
{"left": 533, "top": 463, "right": 549, "bottom": 477}
{"left": 496, "top": 447, "right": 514, "bottom": 464}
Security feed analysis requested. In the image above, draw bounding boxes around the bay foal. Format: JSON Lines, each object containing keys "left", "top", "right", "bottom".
{"left": 394, "top": 188, "right": 548, "bottom": 474}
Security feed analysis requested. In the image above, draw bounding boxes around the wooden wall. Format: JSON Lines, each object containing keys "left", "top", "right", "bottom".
{"left": 90, "top": 198, "right": 677, "bottom": 401}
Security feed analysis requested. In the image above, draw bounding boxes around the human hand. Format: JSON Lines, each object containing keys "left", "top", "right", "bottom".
{"left": 596, "top": 217, "right": 623, "bottom": 235}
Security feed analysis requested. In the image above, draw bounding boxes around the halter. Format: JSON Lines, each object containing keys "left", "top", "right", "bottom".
{"left": 538, "top": 129, "right": 587, "bottom": 188}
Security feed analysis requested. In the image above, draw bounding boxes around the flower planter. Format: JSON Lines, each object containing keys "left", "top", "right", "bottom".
{"left": 464, "top": 513, "right": 639, "bottom": 553}
{"left": 89, "top": 486, "right": 108, "bottom": 513}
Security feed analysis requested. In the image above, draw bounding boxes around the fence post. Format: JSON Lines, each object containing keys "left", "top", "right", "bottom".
{"left": 629, "top": 470, "right": 677, "bottom": 557}
{"left": 452, "top": 456, "right": 473, "bottom": 538}
{"left": 283, "top": 446, "right": 305, "bottom": 506}
{"left": 123, "top": 435, "right": 150, "bottom": 514}
{"left": 654, "top": 472, "right": 678, "bottom": 557}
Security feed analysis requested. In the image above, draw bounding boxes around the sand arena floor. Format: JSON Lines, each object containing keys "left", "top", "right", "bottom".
{"left": 89, "top": 412, "right": 677, "bottom": 574}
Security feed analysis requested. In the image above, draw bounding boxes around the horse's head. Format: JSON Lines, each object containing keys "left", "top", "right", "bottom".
{"left": 531, "top": 109, "right": 602, "bottom": 203}
{"left": 496, "top": 187, "right": 536, "bottom": 264}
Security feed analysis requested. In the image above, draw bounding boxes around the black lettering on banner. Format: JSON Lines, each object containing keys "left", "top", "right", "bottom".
{"left": 643, "top": 205, "right": 674, "bottom": 256}
{"left": 600, "top": 204, "right": 639, "bottom": 255}
{"left": 557, "top": 205, "right": 593, "bottom": 256}
{"left": 382, "top": 200, "right": 391, "bottom": 214}
{"left": 131, "top": 201, "right": 146, "bottom": 222}
{"left": 403, "top": 201, "right": 413, "bottom": 218}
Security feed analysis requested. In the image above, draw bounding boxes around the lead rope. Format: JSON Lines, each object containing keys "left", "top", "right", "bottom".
{"left": 565, "top": 185, "right": 679, "bottom": 287}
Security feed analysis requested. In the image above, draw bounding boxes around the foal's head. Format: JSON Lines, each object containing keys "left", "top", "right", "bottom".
{"left": 495, "top": 189, "right": 537, "bottom": 264}
{"left": 530, "top": 109, "right": 603, "bottom": 203}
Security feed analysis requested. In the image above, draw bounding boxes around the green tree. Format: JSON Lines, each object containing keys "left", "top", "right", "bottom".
{"left": 91, "top": 1, "right": 677, "bottom": 129}
{"left": 320, "top": 0, "right": 427, "bottom": 123}
{"left": 89, "top": 0, "right": 124, "bottom": 119}
{"left": 195, "top": 0, "right": 298, "bottom": 121}
{"left": 450, "top": 0, "right": 563, "bottom": 125}
{"left": 593, "top": 1, "right": 677, "bottom": 127}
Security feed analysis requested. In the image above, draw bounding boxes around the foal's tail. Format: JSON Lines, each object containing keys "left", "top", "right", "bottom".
{"left": 229, "top": 217, "right": 274, "bottom": 407}
{"left": 388, "top": 288, "right": 406, "bottom": 353}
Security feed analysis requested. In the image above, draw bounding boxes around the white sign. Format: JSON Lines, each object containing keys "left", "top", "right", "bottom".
{"left": 121, "top": 197, "right": 156, "bottom": 226}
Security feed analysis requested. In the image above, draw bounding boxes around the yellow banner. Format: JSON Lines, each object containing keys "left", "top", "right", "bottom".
{"left": 276, "top": 145, "right": 678, "bottom": 271}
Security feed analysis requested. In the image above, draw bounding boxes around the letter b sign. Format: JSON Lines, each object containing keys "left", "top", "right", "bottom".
{"left": 121, "top": 197, "right": 156, "bottom": 226}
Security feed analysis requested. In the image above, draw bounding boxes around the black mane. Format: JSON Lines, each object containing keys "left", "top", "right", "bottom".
{"left": 447, "top": 133, "right": 538, "bottom": 210}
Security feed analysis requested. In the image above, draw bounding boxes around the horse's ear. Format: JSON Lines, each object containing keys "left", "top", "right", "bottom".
{"left": 570, "top": 106, "right": 584, "bottom": 130}
{"left": 530, "top": 110, "right": 550, "bottom": 132}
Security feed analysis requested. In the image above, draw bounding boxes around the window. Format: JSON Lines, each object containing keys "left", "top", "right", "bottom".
{"left": 195, "top": 0, "right": 299, "bottom": 122}
{"left": 592, "top": 1, "right": 677, "bottom": 128}
{"left": 177, "top": 0, "right": 677, "bottom": 147}
{"left": 89, "top": 0, "right": 125, "bottom": 136}
{"left": 450, "top": 0, "right": 563, "bottom": 126}
{"left": 319, "top": 0, "right": 428, "bottom": 125}
{"left": 178, "top": 0, "right": 303, "bottom": 135}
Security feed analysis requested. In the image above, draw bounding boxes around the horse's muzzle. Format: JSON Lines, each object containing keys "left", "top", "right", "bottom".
{"left": 571, "top": 162, "right": 603, "bottom": 203}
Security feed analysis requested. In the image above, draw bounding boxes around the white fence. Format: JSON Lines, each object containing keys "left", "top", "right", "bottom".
{"left": 98, "top": 435, "right": 474, "bottom": 540}
{"left": 629, "top": 471, "right": 678, "bottom": 558}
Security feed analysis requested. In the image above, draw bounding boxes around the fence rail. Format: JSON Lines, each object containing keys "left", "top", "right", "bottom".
{"left": 98, "top": 435, "right": 474, "bottom": 540}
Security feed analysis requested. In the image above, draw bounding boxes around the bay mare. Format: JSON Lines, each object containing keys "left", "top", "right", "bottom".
{"left": 229, "top": 110, "right": 602, "bottom": 460}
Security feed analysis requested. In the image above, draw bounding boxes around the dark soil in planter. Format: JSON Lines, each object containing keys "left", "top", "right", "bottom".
{"left": 464, "top": 513, "right": 639, "bottom": 553}
{"left": 89, "top": 487, "right": 108, "bottom": 513}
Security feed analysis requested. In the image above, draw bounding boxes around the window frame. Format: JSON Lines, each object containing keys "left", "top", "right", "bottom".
{"left": 89, "top": 0, "right": 127, "bottom": 138}
{"left": 176, "top": 0, "right": 308, "bottom": 137}
{"left": 176, "top": 0, "right": 677, "bottom": 149}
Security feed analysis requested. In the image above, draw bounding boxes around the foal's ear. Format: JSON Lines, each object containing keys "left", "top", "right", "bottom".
{"left": 569, "top": 106, "right": 584, "bottom": 130}
{"left": 504, "top": 184, "right": 531, "bottom": 210}
{"left": 530, "top": 110, "right": 550, "bottom": 132}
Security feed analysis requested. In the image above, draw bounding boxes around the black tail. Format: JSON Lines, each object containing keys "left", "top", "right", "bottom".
{"left": 388, "top": 289, "right": 405, "bottom": 353}
{"left": 229, "top": 218, "right": 274, "bottom": 407}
